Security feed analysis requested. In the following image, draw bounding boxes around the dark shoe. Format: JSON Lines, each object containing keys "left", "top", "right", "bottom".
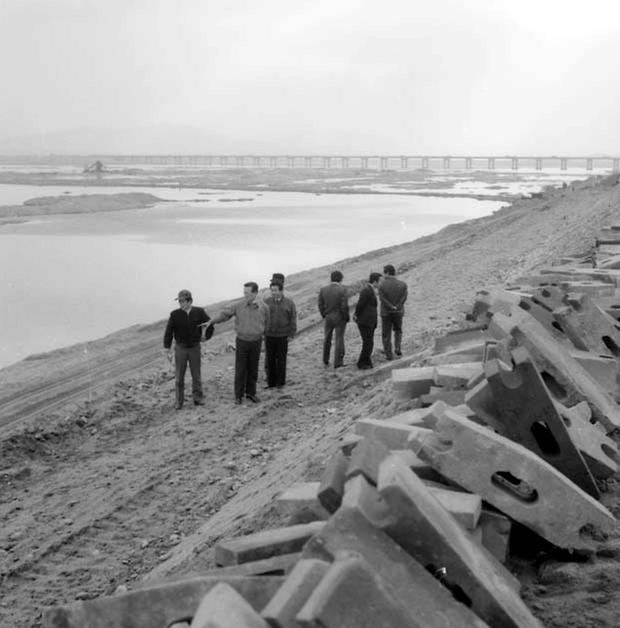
{"left": 395, "top": 351, "right": 402, "bottom": 357}
{"left": 357, "top": 363, "right": 373, "bottom": 370}
{"left": 323, "top": 361, "right": 329, "bottom": 367}
{"left": 174, "top": 402, "right": 183, "bottom": 410}
{"left": 194, "top": 399, "right": 205, "bottom": 406}
{"left": 246, "top": 394, "right": 260, "bottom": 403}
{"left": 234, "top": 397, "right": 243, "bottom": 405}
{"left": 385, "top": 354, "right": 394, "bottom": 361}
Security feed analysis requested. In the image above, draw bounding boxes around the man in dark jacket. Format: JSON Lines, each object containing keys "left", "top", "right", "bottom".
{"left": 264, "top": 281, "right": 297, "bottom": 388}
{"left": 378, "top": 264, "right": 408, "bottom": 359}
{"left": 318, "top": 270, "right": 350, "bottom": 368}
{"left": 353, "top": 272, "right": 382, "bottom": 369}
{"left": 163, "top": 289, "right": 210, "bottom": 409}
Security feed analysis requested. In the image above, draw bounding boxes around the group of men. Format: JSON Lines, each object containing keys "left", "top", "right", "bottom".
{"left": 163, "top": 265, "right": 407, "bottom": 407}
{"left": 318, "top": 264, "right": 408, "bottom": 370}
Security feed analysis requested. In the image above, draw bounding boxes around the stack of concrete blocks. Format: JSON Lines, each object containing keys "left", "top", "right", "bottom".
{"left": 44, "top": 230, "right": 620, "bottom": 628}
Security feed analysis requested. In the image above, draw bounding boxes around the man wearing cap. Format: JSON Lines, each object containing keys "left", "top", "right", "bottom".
{"left": 163, "top": 289, "right": 210, "bottom": 410}
{"left": 207, "top": 282, "right": 269, "bottom": 405}
{"left": 264, "top": 280, "right": 297, "bottom": 388}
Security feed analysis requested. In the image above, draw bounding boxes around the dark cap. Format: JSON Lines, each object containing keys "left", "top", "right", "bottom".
{"left": 175, "top": 289, "right": 193, "bottom": 301}
{"left": 270, "top": 273, "right": 285, "bottom": 284}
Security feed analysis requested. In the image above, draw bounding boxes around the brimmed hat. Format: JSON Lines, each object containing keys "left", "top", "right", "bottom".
{"left": 270, "top": 273, "right": 285, "bottom": 284}
{"left": 175, "top": 289, "right": 193, "bottom": 301}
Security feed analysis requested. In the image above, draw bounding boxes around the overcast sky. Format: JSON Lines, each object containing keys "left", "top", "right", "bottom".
{"left": 1, "top": 0, "right": 619, "bottom": 154}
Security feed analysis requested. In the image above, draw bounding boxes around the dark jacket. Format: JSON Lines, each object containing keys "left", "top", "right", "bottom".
{"left": 355, "top": 283, "right": 378, "bottom": 328}
{"left": 264, "top": 295, "right": 297, "bottom": 338}
{"left": 318, "top": 283, "right": 350, "bottom": 323}
{"left": 379, "top": 276, "right": 408, "bottom": 316}
{"left": 163, "top": 306, "right": 209, "bottom": 348}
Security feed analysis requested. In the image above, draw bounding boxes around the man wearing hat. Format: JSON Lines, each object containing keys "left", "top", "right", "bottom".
{"left": 163, "top": 289, "right": 210, "bottom": 410}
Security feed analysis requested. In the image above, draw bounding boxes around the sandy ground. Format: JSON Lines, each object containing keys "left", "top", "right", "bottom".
{"left": 2, "top": 173, "right": 620, "bottom": 626}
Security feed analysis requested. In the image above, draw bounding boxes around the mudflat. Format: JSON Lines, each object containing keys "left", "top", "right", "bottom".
{"left": 1, "top": 172, "right": 620, "bottom": 627}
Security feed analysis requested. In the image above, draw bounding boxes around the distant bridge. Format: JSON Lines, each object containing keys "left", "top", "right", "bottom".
{"left": 4, "top": 154, "right": 620, "bottom": 171}
{"left": 100, "top": 154, "right": 620, "bottom": 171}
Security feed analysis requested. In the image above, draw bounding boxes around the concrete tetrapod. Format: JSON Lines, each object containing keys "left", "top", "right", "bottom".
{"left": 409, "top": 403, "right": 615, "bottom": 551}
{"left": 376, "top": 454, "right": 542, "bottom": 628}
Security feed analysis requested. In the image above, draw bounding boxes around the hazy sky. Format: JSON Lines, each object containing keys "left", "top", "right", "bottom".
{"left": 1, "top": 0, "right": 620, "bottom": 154}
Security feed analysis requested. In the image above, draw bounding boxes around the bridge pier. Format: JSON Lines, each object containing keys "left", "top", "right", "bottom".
{"left": 253, "top": 156, "right": 261, "bottom": 167}
{"left": 287, "top": 156, "right": 295, "bottom": 168}
{"left": 361, "top": 157, "right": 368, "bottom": 169}
{"left": 304, "top": 156, "right": 312, "bottom": 168}
{"left": 269, "top": 157, "right": 278, "bottom": 168}
{"left": 535, "top": 158, "right": 543, "bottom": 171}
{"left": 586, "top": 158, "right": 593, "bottom": 171}
{"left": 341, "top": 156, "right": 349, "bottom": 169}
{"left": 380, "top": 156, "right": 388, "bottom": 170}
{"left": 443, "top": 157, "right": 451, "bottom": 169}
{"left": 323, "top": 157, "right": 331, "bottom": 169}
{"left": 561, "top": 158, "right": 568, "bottom": 170}
{"left": 511, "top": 157, "right": 519, "bottom": 170}
{"left": 488, "top": 158, "right": 495, "bottom": 169}
{"left": 614, "top": 158, "right": 620, "bottom": 172}
{"left": 421, "top": 157, "right": 429, "bottom": 169}
{"left": 400, "top": 156, "right": 408, "bottom": 169}
{"left": 465, "top": 157, "right": 472, "bottom": 169}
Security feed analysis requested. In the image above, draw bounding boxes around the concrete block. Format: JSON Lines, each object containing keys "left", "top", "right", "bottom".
{"left": 464, "top": 379, "right": 498, "bottom": 427}
{"left": 353, "top": 418, "right": 432, "bottom": 450}
{"left": 385, "top": 406, "right": 436, "bottom": 427}
{"left": 477, "top": 508, "right": 512, "bottom": 564}
{"left": 42, "top": 575, "right": 285, "bottom": 628}
{"left": 484, "top": 346, "right": 599, "bottom": 498}
{"left": 261, "top": 558, "right": 330, "bottom": 628}
{"left": 317, "top": 450, "right": 349, "bottom": 514}
{"left": 427, "top": 351, "right": 483, "bottom": 365}
{"left": 434, "top": 328, "right": 490, "bottom": 354}
{"left": 554, "top": 292, "right": 620, "bottom": 357}
{"left": 295, "top": 556, "right": 419, "bottom": 628}
{"left": 410, "top": 402, "right": 615, "bottom": 550}
{"left": 377, "top": 454, "right": 539, "bottom": 628}
{"left": 346, "top": 437, "right": 389, "bottom": 486}
{"left": 190, "top": 582, "right": 269, "bottom": 628}
{"left": 433, "top": 363, "right": 483, "bottom": 389}
{"left": 391, "top": 366, "right": 434, "bottom": 400}
{"left": 420, "top": 388, "right": 467, "bottom": 407}
{"left": 275, "top": 482, "right": 329, "bottom": 521}
{"left": 214, "top": 522, "right": 325, "bottom": 567}
{"left": 426, "top": 484, "right": 482, "bottom": 531}
{"left": 213, "top": 554, "right": 301, "bottom": 578}
{"left": 489, "top": 310, "right": 620, "bottom": 432}
{"left": 569, "top": 349, "right": 618, "bottom": 395}
{"left": 540, "top": 266, "right": 620, "bottom": 286}
{"left": 559, "top": 281, "right": 615, "bottom": 297}
{"left": 302, "top": 507, "right": 487, "bottom": 627}
{"left": 553, "top": 401, "right": 618, "bottom": 479}
{"left": 392, "top": 449, "right": 450, "bottom": 483}
{"left": 336, "top": 433, "right": 363, "bottom": 457}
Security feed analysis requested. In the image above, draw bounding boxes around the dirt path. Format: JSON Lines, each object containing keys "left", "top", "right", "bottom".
{"left": 2, "top": 174, "right": 620, "bottom": 627}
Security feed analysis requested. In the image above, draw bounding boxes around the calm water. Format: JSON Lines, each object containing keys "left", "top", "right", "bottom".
{"left": 0, "top": 186, "right": 505, "bottom": 368}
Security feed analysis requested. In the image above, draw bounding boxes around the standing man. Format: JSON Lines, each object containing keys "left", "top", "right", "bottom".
{"left": 163, "top": 289, "right": 210, "bottom": 410}
{"left": 379, "top": 264, "right": 408, "bottom": 359}
{"left": 208, "top": 282, "right": 269, "bottom": 405}
{"left": 318, "top": 270, "right": 350, "bottom": 368}
{"left": 264, "top": 280, "right": 297, "bottom": 388}
{"left": 353, "top": 272, "right": 382, "bottom": 369}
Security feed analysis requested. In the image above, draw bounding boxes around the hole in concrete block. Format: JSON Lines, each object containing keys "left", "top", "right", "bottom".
{"left": 602, "top": 336, "right": 620, "bottom": 357}
{"left": 541, "top": 371, "right": 568, "bottom": 401}
{"left": 491, "top": 471, "right": 539, "bottom": 503}
{"left": 561, "top": 415, "right": 572, "bottom": 427}
{"left": 531, "top": 421, "right": 561, "bottom": 455}
{"left": 541, "top": 289, "right": 551, "bottom": 297}
{"left": 425, "top": 563, "right": 472, "bottom": 607}
{"left": 602, "top": 443, "right": 617, "bottom": 461}
{"left": 519, "top": 301, "right": 531, "bottom": 311}
{"left": 551, "top": 321, "right": 565, "bottom": 333}
{"left": 532, "top": 297, "right": 553, "bottom": 313}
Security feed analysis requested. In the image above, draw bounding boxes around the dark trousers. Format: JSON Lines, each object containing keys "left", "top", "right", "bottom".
{"left": 265, "top": 336, "right": 289, "bottom": 387}
{"left": 235, "top": 337, "right": 262, "bottom": 399}
{"left": 174, "top": 344, "right": 202, "bottom": 404}
{"left": 357, "top": 324, "right": 375, "bottom": 367}
{"left": 323, "top": 317, "right": 347, "bottom": 367}
{"left": 381, "top": 312, "right": 403, "bottom": 357}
